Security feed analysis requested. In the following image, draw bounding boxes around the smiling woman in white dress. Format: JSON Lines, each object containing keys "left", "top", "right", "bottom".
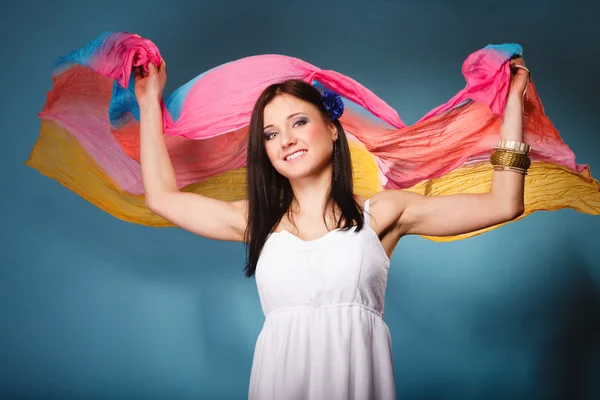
{"left": 133, "top": 56, "right": 531, "bottom": 399}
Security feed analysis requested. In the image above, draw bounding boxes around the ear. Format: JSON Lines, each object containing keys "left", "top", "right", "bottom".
{"left": 328, "top": 121, "right": 338, "bottom": 141}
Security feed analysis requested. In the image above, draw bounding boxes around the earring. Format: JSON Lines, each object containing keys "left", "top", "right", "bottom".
{"left": 333, "top": 140, "right": 340, "bottom": 182}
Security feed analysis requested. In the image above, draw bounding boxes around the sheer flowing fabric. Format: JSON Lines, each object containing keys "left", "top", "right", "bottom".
{"left": 27, "top": 32, "right": 599, "bottom": 241}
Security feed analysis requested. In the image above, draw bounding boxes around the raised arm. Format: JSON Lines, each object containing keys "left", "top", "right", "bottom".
{"left": 136, "top": 61, "right": 247, "bottom": 242}
{"left": 371, "top": 57, "right": 530, "bottom": 238}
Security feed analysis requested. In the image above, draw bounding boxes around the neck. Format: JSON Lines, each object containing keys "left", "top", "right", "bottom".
{"left": 288, "top": 166, "right": 333, "bottom": 218}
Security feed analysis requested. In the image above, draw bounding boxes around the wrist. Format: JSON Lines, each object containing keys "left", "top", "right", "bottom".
{"left": 138, "top": 97, "right": 162, "bottom": 112}
{"left": 507, "top": 88, "right": 525, "bottom": 102}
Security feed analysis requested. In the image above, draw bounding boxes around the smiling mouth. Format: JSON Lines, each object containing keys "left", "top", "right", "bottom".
{"left": 284, "top": 150, "right": 307, "bottom": 161}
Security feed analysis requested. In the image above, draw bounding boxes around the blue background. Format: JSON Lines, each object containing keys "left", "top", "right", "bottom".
{"left": 1, "top": 0, "right": 599, "bottom": 398}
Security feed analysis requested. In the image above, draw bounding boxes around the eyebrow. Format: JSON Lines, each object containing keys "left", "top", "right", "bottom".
{"left": 263, "top": 113, "right": 306, "bottom": 131}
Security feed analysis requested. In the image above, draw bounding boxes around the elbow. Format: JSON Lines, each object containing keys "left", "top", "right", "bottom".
{"left": 145, "top": 193, "right": 165, "bottom": 213}
{"left": 491, "top": 192, "right": 524, "bottom": 222}
{"left": 504, "top": 202, "right": 525, "bottom": 221}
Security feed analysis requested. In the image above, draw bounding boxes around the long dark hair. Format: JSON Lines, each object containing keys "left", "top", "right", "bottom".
{"left": 243, "top": 79, "right": 364, "bottom": 277}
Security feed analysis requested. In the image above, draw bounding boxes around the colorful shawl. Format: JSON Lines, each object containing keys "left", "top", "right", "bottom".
{"left": 27, "top": 32, "right": 599, "bottom": 241}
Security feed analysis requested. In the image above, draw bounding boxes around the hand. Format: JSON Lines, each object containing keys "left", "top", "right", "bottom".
{"left": 508, "top": 56, "right": 530, "bottom": 97}
{"left": 134, "top": 59, "right": 167, "bottom": 106}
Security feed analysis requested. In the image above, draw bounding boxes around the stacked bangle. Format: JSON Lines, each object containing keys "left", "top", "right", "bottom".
{"left": 490, "top": 139, "right": 532, "bottom": 175}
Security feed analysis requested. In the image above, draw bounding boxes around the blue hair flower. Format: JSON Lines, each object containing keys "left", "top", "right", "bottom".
{"left": 321, "top": 90, "right": 344, "bottom": 121}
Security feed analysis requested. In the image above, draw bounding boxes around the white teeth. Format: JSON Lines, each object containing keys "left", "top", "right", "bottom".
{"left": 285, "top": 150, "right": 307, "bottom": 161}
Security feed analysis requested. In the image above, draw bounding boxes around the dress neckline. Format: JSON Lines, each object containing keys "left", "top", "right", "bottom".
{"left": 269, "top": 198, "right": 370, "bottom": 243}
{"left": 268, "top": 223, "right": 390, "bottom": 265}
{"left": 271, "top": 225, "right": 358, "bottom": 243}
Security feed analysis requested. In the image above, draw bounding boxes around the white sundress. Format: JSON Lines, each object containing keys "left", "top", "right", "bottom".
{"left": 249, "top": 199, "right": 396, "bottom": 400}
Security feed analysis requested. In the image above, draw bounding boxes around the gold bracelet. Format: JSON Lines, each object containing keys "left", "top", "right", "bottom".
{"left": 493, "top": 165, "right": 528, "bottom": 175}
{"left": 490, "top": 150, "right": 532, "bottom": 170}
{"left": 494, "top": 139, "right": 531, "bottom": 155}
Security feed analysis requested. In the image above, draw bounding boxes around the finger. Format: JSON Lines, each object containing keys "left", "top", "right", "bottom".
{"left": 510, "top": 58, "right": 526, "bottom": 67}
{"left": 148, "top": 62, "right": 157, "bottom": 74}
{"left": 509, "top": 63, "right": 526, "bottom": 76}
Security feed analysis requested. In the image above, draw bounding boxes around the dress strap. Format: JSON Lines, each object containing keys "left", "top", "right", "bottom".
{"left": 363, "top": 198, "right": 371, "bottom": 225}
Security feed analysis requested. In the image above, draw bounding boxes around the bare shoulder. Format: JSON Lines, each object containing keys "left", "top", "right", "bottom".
{"left": 353, "top": 194, "right": 368, "bottom": 207}
{"left": 231, "top": 199, "right": 249, "bottom": 214}
{"left": 229, "top": 199, "right": 249, "bottom": 237}
{"left": 356, "top": 191, "right": 414, "bottom": 259}
{"left": 232, "top": 198, "right": 249, "bottom": 217}
{"left": 364, "top": 190, "right": 412, "bottom": 236}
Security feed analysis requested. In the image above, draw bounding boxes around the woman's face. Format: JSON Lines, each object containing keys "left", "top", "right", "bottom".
{"left": 262, "top": 93, "right": 337, "bottom": 180}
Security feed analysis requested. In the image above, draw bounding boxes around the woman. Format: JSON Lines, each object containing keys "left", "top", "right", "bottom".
{"left": 134, "top": 57, "right": 531, "bottom": 399}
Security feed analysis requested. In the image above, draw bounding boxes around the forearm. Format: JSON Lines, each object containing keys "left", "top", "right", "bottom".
{"left": 139, "top": 99, "right": 179, "bottom": 203}
{"left": 489, "top": 91, "right": 526, "bottom": 213}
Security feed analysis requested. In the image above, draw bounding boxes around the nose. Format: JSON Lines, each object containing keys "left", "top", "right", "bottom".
{"left": 279, "top": 128, "right": 296, "bottom": 148}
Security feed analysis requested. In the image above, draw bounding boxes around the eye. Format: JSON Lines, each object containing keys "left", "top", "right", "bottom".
{"left": 293, "top": 117, "right": 308, "bottom": 128}
{"left": 263, "top": 131, "right": 277, "bottom": 141}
